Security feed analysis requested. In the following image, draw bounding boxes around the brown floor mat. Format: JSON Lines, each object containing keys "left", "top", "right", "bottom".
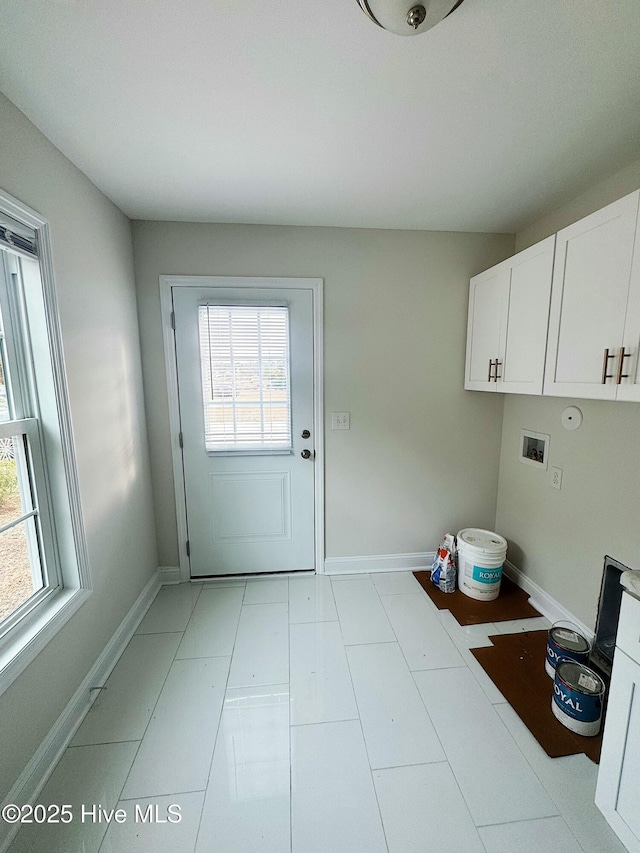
{"left": 413, "top": 571, "right": 541, "bottom": 625}
{"left": 471, "top": 630, "right": 604, "bottom": 763}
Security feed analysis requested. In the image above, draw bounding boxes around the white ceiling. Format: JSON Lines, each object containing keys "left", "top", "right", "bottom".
{"left": 0, "top": 0, "right": 639, "bottom": 233}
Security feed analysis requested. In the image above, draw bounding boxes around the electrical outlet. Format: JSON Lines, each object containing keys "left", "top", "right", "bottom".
{"left": 550, "top": 466, "right": 562, "bottom": 490}
{"left": 332, "top": 412, "right": 350, "bottom": 430}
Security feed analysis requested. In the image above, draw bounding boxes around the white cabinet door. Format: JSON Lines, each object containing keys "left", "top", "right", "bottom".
{"left": 618, "top": 209, "right": 640, "bottom": 401}
{"left": 596, "top": 648, "right": 640, "bottom": 852}
{"left": 464, "top": 236, "right": 554, "bottom": 394}
{"left": 501, "top": 236, "right": 555, "bottom": 395}
{"left": 464, "top": 266, "right": 508, "bottom": 391}
{"left": 544, "top": 190, "right": 640, "bottom": 400}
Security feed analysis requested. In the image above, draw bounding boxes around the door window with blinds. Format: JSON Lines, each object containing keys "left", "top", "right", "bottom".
{"left": 198, "top": 304, "right": 292, "bottom": 452}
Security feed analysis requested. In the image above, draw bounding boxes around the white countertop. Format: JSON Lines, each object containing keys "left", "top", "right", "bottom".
{"left": 620, "top": 570, "right": 640, "bottom": 601}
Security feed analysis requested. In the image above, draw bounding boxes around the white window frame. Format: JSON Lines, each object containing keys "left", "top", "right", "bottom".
{"left": 0, "top": 188, "right": 91, "bottom": 697}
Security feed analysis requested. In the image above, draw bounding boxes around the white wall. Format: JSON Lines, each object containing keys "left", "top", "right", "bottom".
{"left": 0, "top": 93, "right": 158, "bottom": 801}
{"left": 496, "top": 157, "right": 640, "bottom": 629}
{"left": 132, "top": 222, "right": 514, "bottom": 567}
{"left": 515, "top": 158, "right": 640, "bottom": 253}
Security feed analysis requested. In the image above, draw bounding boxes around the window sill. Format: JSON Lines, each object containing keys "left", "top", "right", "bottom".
{"left": 0, "top": 586, "right": 92, "bottom": 698}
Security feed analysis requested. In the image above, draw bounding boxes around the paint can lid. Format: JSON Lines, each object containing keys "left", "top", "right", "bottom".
{"left": 457, "top": 528, "right": 507, "bottom": 554}
{"left": 555, "top": 660, "right": 605, "bottom": 695}
{"left": 550, "top": 626, "right": 590, "bottom": 653}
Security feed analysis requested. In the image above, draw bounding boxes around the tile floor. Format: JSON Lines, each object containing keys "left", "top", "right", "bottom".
{"left": 9, "top": 573, "right": 626, "bottom": 852}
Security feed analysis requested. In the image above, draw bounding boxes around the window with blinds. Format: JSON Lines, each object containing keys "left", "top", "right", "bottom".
{"left": 0, "top": 191, "right": 90, "bottom": 696}
{"left": 198, "top": 305, "right": 292, "bottom": 452}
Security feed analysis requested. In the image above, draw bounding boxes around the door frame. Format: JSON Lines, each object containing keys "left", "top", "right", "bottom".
{"left": 159, "top": 275, "right": 324, "bottom": 582}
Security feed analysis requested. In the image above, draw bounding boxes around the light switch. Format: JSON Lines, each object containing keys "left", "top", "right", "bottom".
{"left": 332, "top": 412, "right": 350, "bottom": 430}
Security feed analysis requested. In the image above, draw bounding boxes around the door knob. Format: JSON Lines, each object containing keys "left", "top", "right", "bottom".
{"left": 301, "top": 449, "right": 312, "bottom": 459}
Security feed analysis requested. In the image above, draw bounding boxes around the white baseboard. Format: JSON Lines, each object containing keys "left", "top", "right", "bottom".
{"left": 504, "top": 559, "right": 593, "bottom": 641}
{"left": 324, "top": 552, "right": 435, "bottom": 576}
{"left": 0, "top": 570, "right": 162, "bottom": 853}
{"left": 158, "top": 565, "right": 182, "bottom": 584}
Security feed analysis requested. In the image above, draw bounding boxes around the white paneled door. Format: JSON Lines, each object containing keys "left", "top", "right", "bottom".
{"left": 172, "top": 283, "right": 317, "bottom": 577}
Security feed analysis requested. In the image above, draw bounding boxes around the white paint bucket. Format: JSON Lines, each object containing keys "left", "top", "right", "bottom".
{"left": 457, "top": 528, "right": 508, "bottom": 602}
{"left": 551, "top": 660, "right": 605, "bottom": 737}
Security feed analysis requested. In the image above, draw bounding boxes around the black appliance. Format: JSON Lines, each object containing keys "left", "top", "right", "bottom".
{"left": 590, "top": 555, "right": 631, "bottom": 676}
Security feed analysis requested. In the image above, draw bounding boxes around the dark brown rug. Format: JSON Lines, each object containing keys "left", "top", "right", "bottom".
{"left": 413, "top": 571, "right": 541, "bottom": 625}
{"left": 471, "top": 630, "right": 604, "bottom": 763}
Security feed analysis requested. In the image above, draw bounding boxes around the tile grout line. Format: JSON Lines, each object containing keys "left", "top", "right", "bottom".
{"left": 96, "top": 587, "right": 202, "bottom": 853}
{"left": 191, "top": 582, "right": 246, "bottom": 853}
{"left": 489, "top": 705, "right": 588, "bottom": 843}
{"left": 290, "top": 717, "right": 360, "bottom": 729}
{"left": 477, "top": 812, "right": 582, "bottom": 830}
{"left": 477, "top": 686, "right": 562, "bottom": 824}
{"left": 66, "top": 738, "right": 142, "bottom": 749}
{"left": 117, "top": 787, "right": 207, "bottom": 803}
{"left": 372, "top": 580, "right": 489, "bottom": 839}
{"left": 374, "top": 579, "right": 451, "bottom": 764}
{"left": 340, "top": 574, "right": 401, "bottom": 853}
{"left": 133, "top": 630, "right": 187, "bottom": 637}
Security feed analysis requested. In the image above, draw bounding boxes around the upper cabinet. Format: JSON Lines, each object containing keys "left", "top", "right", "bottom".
{"left": 543, "top": 190, "right": 640, "bottom": 401}
{"left": 465, "top": 236, "right": 555, "bottom": 394}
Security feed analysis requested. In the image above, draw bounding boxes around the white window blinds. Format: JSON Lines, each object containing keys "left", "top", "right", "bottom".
{"left": 0, "top": 213, "right": 37, "bottom": 259}
{"left": 198, "top": 305, "right": 292, "bottom": 451}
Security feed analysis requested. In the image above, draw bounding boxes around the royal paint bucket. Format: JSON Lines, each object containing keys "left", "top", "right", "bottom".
{"left": 545, "top": 622, "right": 591, "bottom": 678}
{"left": 551, "top": 659, "right": 605, "bottom": 736}
{"left": 457, "top": 529, "right": 507, "bottom": 602}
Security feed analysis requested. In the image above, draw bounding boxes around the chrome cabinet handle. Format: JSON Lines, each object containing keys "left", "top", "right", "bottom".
{"left": 488, "top": 358, "right": 495, "bottom": 382}
{"left": 494, "top": 360, "right": 502, "bottom": 382}
{"left": 617, "top": 347, "right": 631, "bottom": 384}
{"left": 602, "top": 348, "right": 615, "bottom": 384}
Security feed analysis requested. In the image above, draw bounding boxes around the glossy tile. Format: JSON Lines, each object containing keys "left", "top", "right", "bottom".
{"left": 381, "top": 593, "right": 464, "bottom": 670}
{"left": 437, "top": 610, "right": 498, "bottom": 650}
{"left": 10, "top": 743, "right": 137, "bottom": 853}
{"left": 374, "top": 763, "right": 485, "bottom": 853}
{"left": 136, "top": 583, "right": 202, "bottom": 634}
{"left": 414, "top": 667, "right": 557, "bottom": 826}
{"left": 291, "top": 721, "right": 387, "bottom": 853}
{"left": 100, "top": 792, "right": 204, "bottom": 853}
{"left": 479, "top": 815, "right": 583, "bottom": 853}
{"left": 457, "top": 644, "right": 507, "bottom": 703}
{"left": 347, "top": 642, "right": 445, "bottom": 768}
{"left": 121, "top": 656, "right": 229, "bottom": 799}
{"left": 244, "top": 578, "right": 289, "bottom": 604}
{"left": 495, "top": 703, "right": 627, "bottom": 853}
{"left": 196, "top": 685, "right": 290, "bottom": 853}
{"left": 371, "top": 571, "right": 423, "bottom": 595}
{"left": 72, "top": 632, "right": 182, "bottom": 746}
{"left": 328, "top": 573, "right": 372, "bottom": 582}
{"left": 11, "top": 572, "right": 616, "bottom": 853}
{"left": 228, "top": 602, "right": 289, "bottom": 688}
{"left": 289, "top": 575, "right": 338, "bottom": 623}
{"left": 331, "top": 578, "right": 395, "bottom": 645}
{"left": 176, "top": 586, "right": 243, "bottom": 659}
{"left": 290, "top": 621, "right": 358, "bottom": 726}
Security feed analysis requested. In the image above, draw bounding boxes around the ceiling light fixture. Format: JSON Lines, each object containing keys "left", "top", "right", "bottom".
{"left": 356, "top": 0, "right": 465, "bottom": 36}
